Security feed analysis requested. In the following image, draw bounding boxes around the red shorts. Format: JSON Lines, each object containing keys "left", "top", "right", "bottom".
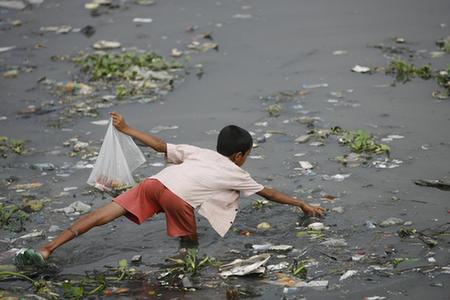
{"left": 113, "top": 179, "right": 196, "bottom": 237}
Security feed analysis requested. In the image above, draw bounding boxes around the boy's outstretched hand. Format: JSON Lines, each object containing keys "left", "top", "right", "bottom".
{"left": 110, "top": 112, "right": 129, "bottom": 132}
{"left": 301, "top": 203, "right": 326, "bottom": 217}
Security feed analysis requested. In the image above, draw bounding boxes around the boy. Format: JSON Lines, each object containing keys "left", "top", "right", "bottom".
{"left": 19, "top": 112, "right": 324, "bottom": 264}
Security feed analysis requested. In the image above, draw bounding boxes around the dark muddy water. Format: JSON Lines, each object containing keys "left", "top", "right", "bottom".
{"left": 0, "top": 0, "right": 449, "bottom": 299}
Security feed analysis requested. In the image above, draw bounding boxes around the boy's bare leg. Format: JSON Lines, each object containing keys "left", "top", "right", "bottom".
{"left": 39, "top": 202, "right": 126, "bottom": 260}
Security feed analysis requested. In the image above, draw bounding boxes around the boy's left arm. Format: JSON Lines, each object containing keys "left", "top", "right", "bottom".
{"left": 256, "top": 187, "right": 325, "bottom": 217}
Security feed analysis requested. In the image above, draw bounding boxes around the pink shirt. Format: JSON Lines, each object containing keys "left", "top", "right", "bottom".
{"left": 151, "top": 143, "right": 264, "bottom": 237}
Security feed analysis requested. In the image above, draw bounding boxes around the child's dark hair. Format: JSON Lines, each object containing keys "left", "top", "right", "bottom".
{"left": 217, "top": 125, "right": 253, "bottom": 157}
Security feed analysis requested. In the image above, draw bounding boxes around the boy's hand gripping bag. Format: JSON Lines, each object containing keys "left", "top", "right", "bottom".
{"left": 87, "top": 120, "right": 146, "bottom": 191}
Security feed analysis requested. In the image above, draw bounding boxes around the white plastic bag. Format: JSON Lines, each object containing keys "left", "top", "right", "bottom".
{"left": 87, "top": 120, "right": 146, "bottom": 191}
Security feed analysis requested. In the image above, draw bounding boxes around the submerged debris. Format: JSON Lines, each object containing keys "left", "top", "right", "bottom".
{"left": 414, "top": 179, "right": 450, "bottom": 191}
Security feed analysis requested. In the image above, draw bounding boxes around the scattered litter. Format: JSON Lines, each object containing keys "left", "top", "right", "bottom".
{"left": 333, "top": 50, "right": 348, "bottom": 55}
{"left": 93, "top": 40, "right": 121, "bottom": 50}
{"left": 252, "top": 244, "right": 293, "bottom": 252}
{"left": 232, "top": 14, "right": 252, "bottom": 19}
{"left": 0, "top": 1, "right": 26, "bottom": 10}
{"left": 352, "top": 65, "right": 371, "bottom": 73}
{"left": 428, "top": 257, "right": 436, "bottom": 263}
{"left": 40, "top": 25, "right": 73, "bottom": 34}
{"left": 219, "top": 253, "right": 270, "bottom": 277}
{"left": 379, "top": 217, "right": 404, "bottom": 227}
{"left": 414, "top": 179, "right": 450, "bottom": 191}
{"left": 171, "top": 48, "right": 183, "bottom": 57}
{"left": 298, "top": 161, "right": 313, "bottom": 170}
{"left": 307, "top": 222, "right": 325, "bottom": 231}
{"left": 302, "top": 83, "right": 328, "bottom": 89}
{"left": 339, "top": 270, "right": 357, "bottom": 281}
{"left": 321, "top": 238, "right": 347, "bottom": 247}
{"left": 364, "top": 297, "right": 386, "bottom": 300}
{"left": 3, "top": 69, "right": 19, "bottom": 78}
{"left": 53, "top": 201, "right": 91, "bottom": 216}
{"left": 91, "top": 120, "right": 110, "bottom": 126}
{"left": 13, "top": 230, "right": 45, "bottom": 242}
{"left": 63, "top": 186, "right": 78, "bottom": 192}
{"left": 331, "top": 206, "right": 344, "bottom": 213}
{"left": 257, "top": 222, "right": 271, "bottom": 230}
{"left": 131, "top": 254, "right": 142, "bottom": 263}
{"left": 365, "top": 220, "right": 377, "bottom": 229}
{"left": 48, "top": 225, "right": 61, "bottom": 233}
{"left": 188, "top": 41, "right": 219, "bottom": 52}
{"left": 267, "top": 261, "right": 289, "bottom": 271}
{"left": 295, "top": 135, "right": 310, "bottom": 144}
{"left": 381, "top": 134, "right": 404, "bottom": 142}
{"left": 11, "top": 182, "right": 43, "bottom": 190}
{"left": 133, "top": 18, "right": 153, "bottom": 23}
{"left": 150, "top": 162, "right": 164, "bottom": 167}
{"left": 31, "top": 163, "right": 55, "bottom": 171}
{"left": 322, "top": 174, "right": 351, "bottom": 182}
{"left": 352, "top": 254, "right": 365, "bottom": 261}
{"left": 0, "top": 46, "right": 16, "bottom": 53}
{"left": 430, "top": 51, "right": 445, "bottom": 58}
{"left": 150, "top": 125, "right": 178, "bottom": 133}
{"left": 372, "top": 158, "right": 402, "bottom": 169}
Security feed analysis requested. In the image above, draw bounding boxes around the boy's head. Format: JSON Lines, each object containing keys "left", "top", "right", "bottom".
{"left": 217, "top": 125, "right": 253, "bottom": 166}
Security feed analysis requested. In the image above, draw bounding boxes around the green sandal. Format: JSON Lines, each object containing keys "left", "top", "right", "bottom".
{"left": 15, "top": 248, "right": 46, "bottom": 269}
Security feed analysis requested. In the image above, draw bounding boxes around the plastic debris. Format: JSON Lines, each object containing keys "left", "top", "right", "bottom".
{"left": 252, "top": 244, "right": 293, "bottom": 252}
{"left": 414, "top": 179, "right": 450, "bottom": 191}
{"left": 219, "top": 253, "right": 270, "bottom": 277}
{"left": 171, "top": 48, "right": 183, "bottom": 57}
{"left": 267, "top": 261, "right": 289, "bottom": 271}
{"left": 381, "top": 134, "right": 404, "bottom": 142}
{"left": 31, "top": 163, "right": 55, "bottom": 171}
{"left": 40, "top": 25, "right": 73, "bottom": 34}
{"left": 298, "top": 161, "right": 313, "bottom": 170}
{"left": 48, "top": 225, "right": 61, "bottom": 233}
{"left": 352, "top": 65, "right": 371, "bottom": 73}
{"left": 322, "top": 174, "right": 351, "bottom": 182}
{"left": 11, "top": 182, "right": 43, "bottom": 190}
{"left": 232, "top": 14, "right": 252, "bottom": 19}
{"left": 295, "top": 135, "right": 310, "bottom": 143}
{"left": 365, "top": 220, "right": 377, "bottom": 229}
{"left": 372, "top": 158, "right": 402, "bottom": 169}
{"left": 131, "top": 254, "right": 142, "bottom": 263}
{"left": 257, "top": 222, "right": 271, "bottom": 230}
{"left": 12, "top": 230, "right": 45, "bottom": 243}
{"left": 91, "top": 119, "right": 110, "bottom": 126}
{"left": 150, "top": 125, "right": 179, "bottom": 133}
{"left": 53, "top": 201, "right": 91, "bottom": 216}
{"left": 0, "top": 1, "right": 26, "bottom": 10}
{"left": 307, "top": 222, "right": 325, "bottom": 231}
{"left": 302, "top": 83, "right": 328, "bottom": 89}
{"left": 339, "top": 270, "right": 357, "bottom": 281}
{"left": 93, "top": 40, "right": 121, "bottom": 49}
{"left": 133, "top": 17, "right": 153, "bottom": 23}
{"left": 0, "top": 46, "right": 16, "bottom": 53}
{"left": 321, "top": 238, "right": 347, "bottom": 247}
{"left": 333, "top": 50, "right": 348, "bottom": 55}
{"left": 379, "top": 217, "right": 404, "bottom": 227}
{"left": 331, "top": 206, "right": 344, "bottom": 213}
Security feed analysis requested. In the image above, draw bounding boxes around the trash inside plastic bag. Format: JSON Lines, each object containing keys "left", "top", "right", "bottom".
{"left": 87, "top": 120, "right": 146, "bottom": 191}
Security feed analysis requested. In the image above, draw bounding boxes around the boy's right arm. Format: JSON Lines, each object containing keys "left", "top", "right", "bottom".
{"left": 257, "top": 187, "right": 325, "bottom": 217}
{"left": 110, "top": 112, "right": 167, "bottom": 154}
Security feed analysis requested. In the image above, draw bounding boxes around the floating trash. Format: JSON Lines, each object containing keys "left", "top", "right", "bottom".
{"left": 352, "top": 65, "right": 371, "bottom": 73}
{"left": 219, "top": 254, "right": 270, "bottom": 278}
